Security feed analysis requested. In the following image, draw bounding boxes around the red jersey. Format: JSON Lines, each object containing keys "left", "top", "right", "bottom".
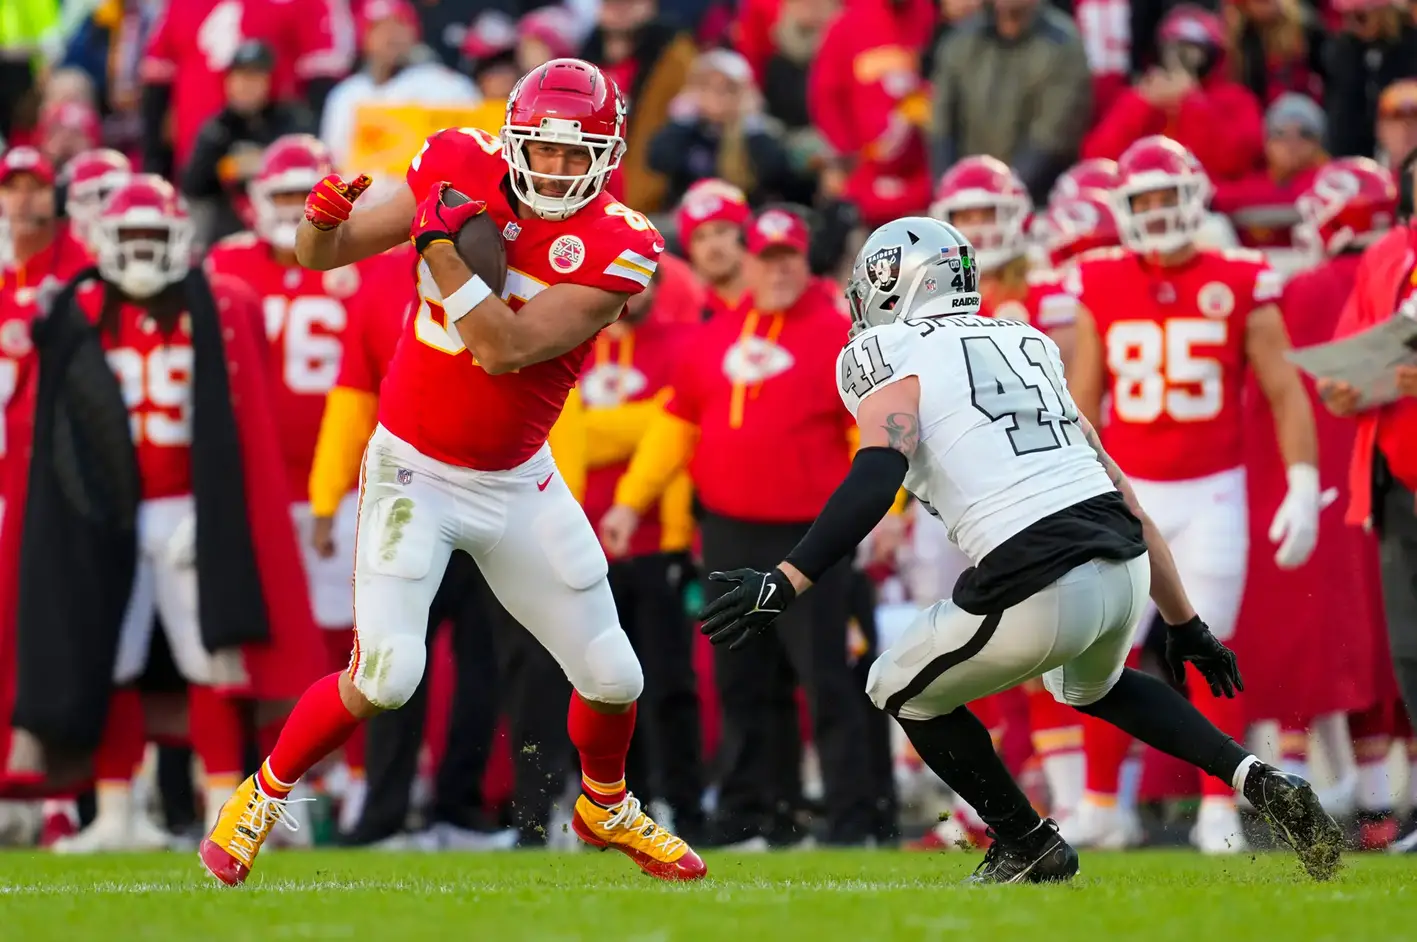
{"left": 979, "top": 268, "right": 1079, "bottom": 334}
{"left": 94, "top": 301, "right": 196, "bottom": 500}
{"left": 0, "top": 230, "right": 93, "bottom": 490}
{"left": 140, "top": 0, "right": 354, "bottom": 171}
{"left": 382, "top": 126, "right": 663, "bottom": 471}
{"left": 206, "top": 233, "right": 393, "bottom": 501}
{"left": 335, "top": 245, "right": 417, "bottom": 396}
{"left": 1069, "top": 247, "right": 1282, "bottom": 481}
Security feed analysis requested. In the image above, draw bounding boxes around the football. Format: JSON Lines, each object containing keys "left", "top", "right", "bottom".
{"left": 443, "top": 186, "right": 507, "bottom": 296}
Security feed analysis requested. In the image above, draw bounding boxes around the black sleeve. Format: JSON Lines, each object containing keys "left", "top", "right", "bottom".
{"left": 304, "top": 76, "right": 337, "bottom": 122}
{"left": 140, "top": 83, "right": 174, "bottom": 177}
{"left": 784, "top": 446, "right": 909, "bottom": 583}
{"left": 743, "top": 123, "right": 793, "bottom": 198}
{"left": 646, "top": 118, "right": 699, "bottom": 177}
{"left": 181, "top": 118, "right": 232, "bottom": 199}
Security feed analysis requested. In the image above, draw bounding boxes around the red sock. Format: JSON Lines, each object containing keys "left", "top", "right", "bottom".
{"left": 323, "top": 629, "right": 364, "bottom": 772}
{"left": 1279, "top": 725, "right": 1308, "bottom": 768}
{"left": 1082, "top": 713, "right": 1130, "bottom": 797}
{"left": 259, "top": 672, "right": 361, "bottom": 797}
{"left": 94, "top": 688, "right": 146, "bottom": 783}
{"left": 568, "top": 692, "right": 635, "bottom": 806}
{"left": 187, "top": 685, "right": 245, "bottom": 780}
{"left": 1188, "top": 663, "right": 1245, "bottom": 798}
{"left": 1028, "top": 687, "right": 1083, "bottom": 756}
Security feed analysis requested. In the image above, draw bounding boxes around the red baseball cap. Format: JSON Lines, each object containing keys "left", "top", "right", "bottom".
{"left": 677, "top": 178, "right": 750, "bottom": 248}
{"left": 0, "top": 147, "right": 56, "bottom": 186}
{"left": 744, "top": 207, "right": 810, "bottom": 256}
{"left": 359, "top": 0, "right": 421, "bottom": 45}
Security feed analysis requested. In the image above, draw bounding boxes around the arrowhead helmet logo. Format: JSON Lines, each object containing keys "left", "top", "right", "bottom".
{"left": 865, "top": 244, "right": 903, "bottom": 292}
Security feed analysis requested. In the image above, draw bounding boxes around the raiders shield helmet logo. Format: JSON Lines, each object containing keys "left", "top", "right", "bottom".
{"left": 865, "top": 245, "right": 903, "bottom": 292}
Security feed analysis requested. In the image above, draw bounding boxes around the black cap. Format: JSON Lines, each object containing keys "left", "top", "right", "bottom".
{"left": 229, "top": 40, "right": 274, "bottom": 73}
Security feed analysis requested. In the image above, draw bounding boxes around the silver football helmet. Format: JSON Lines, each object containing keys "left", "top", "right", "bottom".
{"left": 845, "top": 216, "right": 982, "bottom": 336}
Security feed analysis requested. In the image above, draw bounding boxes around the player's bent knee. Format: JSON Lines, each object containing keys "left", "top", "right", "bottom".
{"left": 572, "top": 627, "right": 643, "bottom": 704}
{"left": 1046, "top": 671, "right": 1118, "bottom": 709}
{"left": 866, "top": 657, "right": 913, "bottom": 716}
{"left": 350, "top": 634, "right": 426, "bottom": 709}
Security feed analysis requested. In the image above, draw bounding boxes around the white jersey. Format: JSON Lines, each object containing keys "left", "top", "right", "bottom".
{"left": 837, "top": 314, "right": 1115, "bottom": 563}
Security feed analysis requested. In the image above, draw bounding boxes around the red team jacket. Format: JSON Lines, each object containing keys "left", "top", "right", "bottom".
{"left": 388, "top": 126, "right": 662, "bottom": 471}
{"left": 1233, "top": 254, "right": 1386, "bottom": 723}
{"left": 1070, "top": 247, "right": 1283, "bottom": 480}
{"left": 206, "top": 233, "right": 392, "bottom": 503}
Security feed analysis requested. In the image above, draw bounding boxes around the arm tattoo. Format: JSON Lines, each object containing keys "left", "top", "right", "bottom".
{"left": 1080, "top": 420, "right": 1126, "bottom": 489}
{"left": 883, "top": 413, "right": 919, "bottom": 457}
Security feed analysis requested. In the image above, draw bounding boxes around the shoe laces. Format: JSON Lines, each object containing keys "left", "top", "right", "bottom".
{"left": 972, "top": 828, "right": 1003, "bottom": 876}
{"left": 600, "top": 793, "right": 685, "bottom": 856}
{"left": 227, "top": 785, "right": 313, "bottom": 865}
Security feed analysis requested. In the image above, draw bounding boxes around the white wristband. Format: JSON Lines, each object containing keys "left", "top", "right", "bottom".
{"left": 443, "top": 274, "right": 492, "bottom": 324}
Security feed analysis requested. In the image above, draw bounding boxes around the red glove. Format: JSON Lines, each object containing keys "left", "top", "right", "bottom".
{"left": 410, "top": 181, "right": 486, "bottom": 254}
{"left": 304, "top": 173, "right": 372, "bottom": 230}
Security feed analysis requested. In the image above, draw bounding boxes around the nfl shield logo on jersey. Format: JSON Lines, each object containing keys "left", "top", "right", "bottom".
{"left": 549, "top": 235, "right": 586, "bottom": 273}
{"left": 1197, "top": 282, "right": 1235, "bottom": 318}
{"left": 502, "top": 221, "right": 522, "bottom": 241}
{"left": 396, "top": 468, "right": 413, "bottom": 485}
{"left": 866, "top": 245, "right": 902, "bottom": 292}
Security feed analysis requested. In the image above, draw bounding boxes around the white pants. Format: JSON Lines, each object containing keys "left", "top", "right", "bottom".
{"left": 349, "top": 425, "right": 643, "bottom": 710}
{"left": 1129, "top": 467, "right": 1247, "bottom": 641}
{"left": 867, "top": 554, "right": 1151, "bottom": 721}
{"left": 113, "top": 496, "right": 214, "bottom": 686}
{"left": 292, "top": 497, "right": 358, "bottom": 629}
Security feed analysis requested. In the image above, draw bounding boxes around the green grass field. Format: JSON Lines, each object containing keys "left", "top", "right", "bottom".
{"left": 1, "top": 850, "right": 1414, "bottom": 941}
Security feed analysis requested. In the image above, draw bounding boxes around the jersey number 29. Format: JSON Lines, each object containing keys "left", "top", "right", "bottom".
{"left": 963, "top": 335, "right": 1077, "bottom": 455}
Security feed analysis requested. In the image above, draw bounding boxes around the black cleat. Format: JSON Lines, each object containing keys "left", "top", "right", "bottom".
{"left": 1242, "top": 761, "right": 1344, "bottom": 881}
{"left": 966, "top": 819, "right": 1079, "bottom": 885}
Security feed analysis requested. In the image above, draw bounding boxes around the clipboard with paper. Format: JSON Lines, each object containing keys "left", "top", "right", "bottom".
{"left": 1286, "top": 309, "right": 1417, "bottom": 407}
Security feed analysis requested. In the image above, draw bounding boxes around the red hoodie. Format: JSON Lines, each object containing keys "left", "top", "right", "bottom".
{"left": 1083, "top": 75, "right": 1265, "bottom": 181}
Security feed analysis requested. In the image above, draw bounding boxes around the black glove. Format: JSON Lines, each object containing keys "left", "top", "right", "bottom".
{"left": 698, "top": 568, "right": 797, "bottom": 650}
{"left": 1164, "top": 615, "right": 1244, "bottom": 698}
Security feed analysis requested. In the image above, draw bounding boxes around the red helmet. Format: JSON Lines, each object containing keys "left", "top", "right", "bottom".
{"left": 929, "top": 156, "right": 1032, "bottom": 271}
{"left": 251, "top": 134, "right": 334, "bottom": 249}
{"left": 1114, "top": 135, "right": 1211, "bottom": 255}
{"left": 502, "top": 58, "right": 627, "bottom": 221}
{"left": 62, "top": 148, "right": 132, "bottom": 247}
{"left": 1297, "top": 157, "right": 1397, "bottom": 257}
{"left": 94, "top": 174, "right": 193, "bottom": 298}
{"left": 1048, "top": 158, "right": 1121, "bottom": 207}
{"left": 1042, "top": 194, "right": 1122, "bottom": 268}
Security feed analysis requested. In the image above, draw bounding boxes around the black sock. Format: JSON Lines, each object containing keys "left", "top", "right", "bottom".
{"left": 1076, "top": 668, "right": 1248, "bottom": 784}
{"left": 898, "top": 706, "right": 1041, "bottom": 842}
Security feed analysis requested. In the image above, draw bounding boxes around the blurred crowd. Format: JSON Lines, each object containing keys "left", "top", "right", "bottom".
{"left": 0, "top": 0, "right": 1415, "bottom": 859}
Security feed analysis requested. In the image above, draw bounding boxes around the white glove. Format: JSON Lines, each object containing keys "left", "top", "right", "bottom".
{"left": 167, "top": 512, "right": 197, "bottom": 568}
{"left": 1268, "top": 463, "right": 1319, "bottom": 570}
